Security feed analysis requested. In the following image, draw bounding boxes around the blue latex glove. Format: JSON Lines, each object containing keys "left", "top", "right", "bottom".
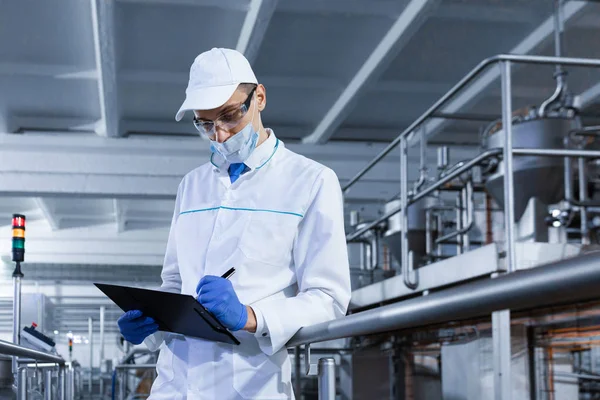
{"left": 196, "top": 275, "right": 248, "bottom": 331}
{"left": 117, "top": 310, "right": 159, "bottom": 345}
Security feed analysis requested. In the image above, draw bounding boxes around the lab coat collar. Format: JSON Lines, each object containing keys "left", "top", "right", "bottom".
{"left": 210, "top": 128, "right": 280, "bottom": 172}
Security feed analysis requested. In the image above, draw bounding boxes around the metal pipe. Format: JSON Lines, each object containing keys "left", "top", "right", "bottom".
{"left": 317, "top": 358, "right": 336, "bottom": 400}
{"left": 294, "top": 347, "right": 301, "bottom": 397}
{"left": 564, "top": 138, "right": 573, "bottom": 204}
{"left": 425, "top": 208, "right": 433, "bottom": 258}
{"left": 114, "top": 364, "right": 157, "bottom": 370}
{"left": 455, "top": 194, "right": 463, "bottom": 255}
{"left": 44, "top": 368, "right": 53, "bottom": 400}
{"left": 347, "top": 148, "right": 502, "bottom": 241}
{"left": 12, "top": 274, "right": 22, "bottom": 374}
{"left": 88, "top": 317, "right": 92, "bottom": 395}
{"left": 18, "top": 367, "right": 27, "bottom": 400}
{"left": 401, "top": 136, "right": 418, "bottom": 289}
{"left": 501, "top": 60, "right": 516, "bottom": 272}
{"left": 342, "top": 54, "right": 600, "bottom": 193}
{"left": 462, "top": 182, "right": 472, "bottom": 252}
{"left": 99, "top": 306, "right": 105, "bottom": 397}
{"left": 538, "top": 0, "right": 567, "bottom": 117}
{"left": 496, "top": 60, "right": 515, "bottom": 400}
{"left": 287, "top": 250, "right": 600, "bottom": 347}
{"left": 437, "top": 146, "right": 449, "bottom": 173}
{"left": 370, "top": 232, "right": 379, "bottom": 270}
{"left": 119, "top": 370, "right": 126, "bottom": 400}
{"left": 59, "top": 367, "right": 65, "bottom": 400}
{"left": 67, "top": 368, "right": 75, "bottom": 400}
{"left": 414, "top": 126, "right": 428, "bottom": 192}
{"left": 496, "top": 54, "right": 600, "bottom": 68}
{"left": 0, "top": 339, "right": 65, "bottom": 364}
{"left": 512, "top": 148, "right": 600, "bottom": 158}
{"left": 579, "top": 157, "right": 590, "bottom": 245}
{"left": 436, "top": 214, "right": 444, "bottom": 257}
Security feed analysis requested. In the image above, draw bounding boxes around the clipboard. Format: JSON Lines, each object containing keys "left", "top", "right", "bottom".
{"left": 94, "top": 283, "right": 240, "bottom": 345}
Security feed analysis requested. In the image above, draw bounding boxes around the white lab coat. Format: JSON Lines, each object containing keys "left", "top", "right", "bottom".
{"left": 144, "top": 130, "right": 351, "bottom": 399}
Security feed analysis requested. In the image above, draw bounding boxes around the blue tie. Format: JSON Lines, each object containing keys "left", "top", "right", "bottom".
{"left": 228, "top": 163, "right": 247, "bottom": 183}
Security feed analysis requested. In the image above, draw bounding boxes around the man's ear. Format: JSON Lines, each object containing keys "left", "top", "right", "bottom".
{"left": 256, "top": 84, "right": 267, "bottom": 112}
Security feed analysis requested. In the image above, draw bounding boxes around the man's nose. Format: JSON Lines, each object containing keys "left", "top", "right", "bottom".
{"left": 214, "top": 127, "right": 232, "bottom": 143}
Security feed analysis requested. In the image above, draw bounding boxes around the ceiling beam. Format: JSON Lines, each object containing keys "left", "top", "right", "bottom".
{"left": 90, "top": 0, "right": 120, "bottom": 137}
{"left": 579, "top": 81, "right": 600, "bottom": 110}
{"left": 302, "top": 0, "right": 440, "bottom": 144}
{"left": 415, "top": 0, "right": 591, "bottom": 146}
{"left": 1, "top": 62, "right": 551, "bottom": 100}
{"left": 117, "top": 0, "right": 250, "bottom": 12}
{"left": 34, "top": 199, "right": 60, "bottom": 231}
{"left": 0, "top": 132, "right": 477, "bottom": 200}
{"left": 0, "top": 221, "right": 168, "bottom": 266}
{"left": 236, "top": 0, "right": 278, "bottom": 64}
{"left": 9, "top": 116, "right": 98, "bottom": 133}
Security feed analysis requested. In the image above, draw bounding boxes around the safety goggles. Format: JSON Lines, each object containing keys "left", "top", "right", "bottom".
{"left": 192, "top": 86, "right": 256, "bottom": 139}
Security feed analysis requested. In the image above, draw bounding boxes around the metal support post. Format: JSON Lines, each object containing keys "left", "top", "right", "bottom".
{"left": 67, "top": 368, "right": 75, "bottom": 400}
{"left": 12, "top": 271, "right": 22, "bottom": 374}
{"left": 317, "top": 358, "right": 336, "bottom": 400}
{"left": 401, "top": 136, "right": 417, "bottom": 289}
{"left": 88, "top": 317, "right": 93, "bottom": 395}
{"left": 564, "top": 138, "right": 573, "bottom": 203}
{"left": 44, "top": 368, "right": 53, "bottom": 400}
{"left": 492, "top": 59, "right": 515, "bottom": 400}
{"left": 461, "top": 183, "right": 472, "bottom": 252}
{"left": 119, "top": 370, "right": 126, "bottom": 400}
{"left": 578, "top": 157, "right": 590, "bottom": 244}
{"left": 59, "top": 367, "right": 65, "bottom": 400}
{"left": 294, "top": 346, "right": 301, "bottom": 398}
{"left": 17, "top": 367, "right": 27, "bottom": 400}
{"left": 99, "top": 306, "right": 105, "bottom": 397}
{"left": 493, "top": 310, "right": 512, "bottom": 400}
{"left": 455, "top": 194, "right": 463, "bottom": 255}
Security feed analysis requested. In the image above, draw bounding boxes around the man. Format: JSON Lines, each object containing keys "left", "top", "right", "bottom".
{"left": 117, "top": 47, "right": 351, "bottom": 399}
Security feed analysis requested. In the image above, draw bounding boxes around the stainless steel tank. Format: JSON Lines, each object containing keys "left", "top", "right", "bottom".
{"left": 382, "top": 196, "right": 438, "bottom": 266}
{"left": 481, "top": 117, "right": 573, "bottom": 220}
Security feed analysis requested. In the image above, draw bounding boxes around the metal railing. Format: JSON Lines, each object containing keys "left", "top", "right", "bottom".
{"left": 286, "top": 249, "right": 600, "bottom": 347}
{"left": 0, "top": 339, "right": 78, "bottom": 400}
{"left": 0, "top": 339, "right": 65, "bottom": 365}
{"left": 330, "top": 53, "right": 600, "bottom": 400}
{"left": 345, "top": 54, "right": 600, "bottom": 292}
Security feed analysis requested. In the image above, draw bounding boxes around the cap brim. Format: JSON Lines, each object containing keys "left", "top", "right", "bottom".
{"left": 175, "top": 83, "right": 239, "bottom": 121}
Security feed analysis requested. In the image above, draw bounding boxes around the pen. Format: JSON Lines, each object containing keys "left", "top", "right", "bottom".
{"left": 221, "top": 267, "right": 236, "bottom": 280}
{"left": 194, "top": 267, "right": 236, "bottom": 300}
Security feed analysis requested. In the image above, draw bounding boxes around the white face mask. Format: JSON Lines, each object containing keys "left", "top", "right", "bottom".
{"left": 210, "top": 96, "right": 259, "bottom": 164}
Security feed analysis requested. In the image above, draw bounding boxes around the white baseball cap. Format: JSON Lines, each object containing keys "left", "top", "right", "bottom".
{"left": 175, "top": 48, "right": 258, "bottom": 121}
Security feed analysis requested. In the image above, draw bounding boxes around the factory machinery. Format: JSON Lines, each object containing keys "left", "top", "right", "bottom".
{"left": 285, "top": 9, "right": 600, "bottom": 400}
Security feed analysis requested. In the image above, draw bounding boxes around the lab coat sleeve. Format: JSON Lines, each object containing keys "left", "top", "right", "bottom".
{"left": 252, "top": 167, "right": 351, "bottom": 355}
{"left": 143, "top": 181, "right": 184, "bottom": 352}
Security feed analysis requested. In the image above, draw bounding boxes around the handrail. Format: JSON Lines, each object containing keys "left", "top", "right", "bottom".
{"left": 342, "top": 54, "right": 600, "bottom": 193}
{"left": 345, "top": 146, "right": 600, "bottom": 242}
{"left": 346, "top": 148, "right": 502, "bottom": 241}
{"left": 115, "top": 364, "right": 156, "bottom": 370}
{"left": 286, "top": 250, "right": 600, "bottom": 347}
{"left": 0, "top": 339, "right": 65, "bottom": 365}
